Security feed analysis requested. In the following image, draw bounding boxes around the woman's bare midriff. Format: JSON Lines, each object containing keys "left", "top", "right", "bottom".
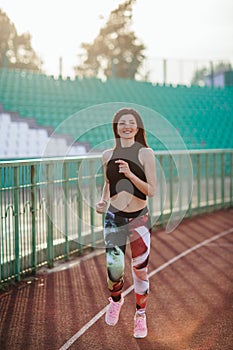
{"left": 110, "top": 191, "right": 147, "bottom": 212}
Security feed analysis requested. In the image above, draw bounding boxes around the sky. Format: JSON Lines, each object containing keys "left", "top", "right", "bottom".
{"left": 0, "top": 0, "right": 233, "bottom": 79}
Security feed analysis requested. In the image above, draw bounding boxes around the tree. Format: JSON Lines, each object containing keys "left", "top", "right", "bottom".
{"left": 191, "top": 61, "right": 232, "bottom": 86}
{"left": 74, "top": 0, "right": 146, "bottom": 80}
{"left": 0, "top": 9, "right": 42, "bottom": 71}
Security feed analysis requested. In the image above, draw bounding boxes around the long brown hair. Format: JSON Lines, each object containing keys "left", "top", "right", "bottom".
{"left": 112, "top": 108, "right": 148, "bottom": 148}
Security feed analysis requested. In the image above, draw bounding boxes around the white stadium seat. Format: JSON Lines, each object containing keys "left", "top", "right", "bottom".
{"left": 0, "top": 112, "right": 87, "bottom": 159}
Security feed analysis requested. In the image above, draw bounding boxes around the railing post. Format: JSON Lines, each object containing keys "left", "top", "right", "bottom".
{"left": 77, "top": 160, "right": 83, "bottom": 255}
{"left": 221, "top": 152, "right": 225, "bottom": 207}
{"left": 186, "top": 153, "right": 193, "bottom": 217}
{"left": 178, "top": 154, "right": 183, "bottom": 214}
{"left": 205, "top": 153, "right": 209, "bottom": 211}
{"left": 197, "top": 154, "right": 201, "bottom": 214}
{"left": 46, "top": 163, "right": 54, "bottom": 268}
{"left": 90, "top": 159, "right": 95, "bottom": 248}
{"left": 13, "top": 166, "right": 20, "bottom": 281}
{"left": 159, "top": 155, "right": 164, "bottom": 226}
{"left": 148, "top": 153, "right": 155, "bottom": 223}
{"left": 0, "top": 166, "right": 2, "bottom": 282}
{"left": 100, "top": 164, "right": 105, "bottom": 229}
{"left": 213, "top": 153, "right": 217, "bottom": 209}
{"left": 169, "top": 155, "right": 173, "bottom": 216}
{"left": 30, "top": 164, "right": 37, "bottom": 274}
{"left": 63, "top": 162, "right": 69, "bottom": 260}
{"left": 230, "top": 152, "right": 233, "bottom": 207}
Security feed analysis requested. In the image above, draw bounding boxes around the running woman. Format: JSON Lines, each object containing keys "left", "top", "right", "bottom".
{"left": 96, "top": 108, "right": 156, "bottom": 338}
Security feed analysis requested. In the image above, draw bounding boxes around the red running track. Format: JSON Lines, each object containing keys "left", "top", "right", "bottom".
{"left": 0, "top": 208, "right": 233, "bottom": 350}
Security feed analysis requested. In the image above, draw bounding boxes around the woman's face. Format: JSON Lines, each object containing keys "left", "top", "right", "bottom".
{"left": 117, "top": 114, "right": 138, "bottom": 139}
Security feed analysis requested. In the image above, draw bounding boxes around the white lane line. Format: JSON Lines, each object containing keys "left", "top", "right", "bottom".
{"left": 59, "top": 227, "right": 233, "bottom": 350}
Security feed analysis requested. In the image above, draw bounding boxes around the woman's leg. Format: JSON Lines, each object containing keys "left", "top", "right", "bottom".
{"left": 104, "top": 211, "right": 128, "bottom": 326}
{"left": 104, "top": 211, "right": 128, "bottom": 301}
{"left": 129, "top": 213, "right": 151, "bottom": 312}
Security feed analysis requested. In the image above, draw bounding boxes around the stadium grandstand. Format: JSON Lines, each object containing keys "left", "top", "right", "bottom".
{"left": 0, "top": 67, "right": 233, "bottom": 159}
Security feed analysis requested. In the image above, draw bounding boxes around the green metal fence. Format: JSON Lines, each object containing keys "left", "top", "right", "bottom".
{"left": 1, "top": 149, "right": 233, "bottom": 284}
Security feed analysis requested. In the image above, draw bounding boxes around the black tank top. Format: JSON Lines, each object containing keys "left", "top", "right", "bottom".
{"left": 106, "top": 142, "right": 147, "bottom": 200}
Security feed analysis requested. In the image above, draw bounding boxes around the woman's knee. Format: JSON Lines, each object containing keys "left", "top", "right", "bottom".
{"left": 106, "top": 246, "right": 125, "bottom": 282}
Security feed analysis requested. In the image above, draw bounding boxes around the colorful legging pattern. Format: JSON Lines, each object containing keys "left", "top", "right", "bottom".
{"left": 104, "top": 209, "right": 151, "bottom": 310}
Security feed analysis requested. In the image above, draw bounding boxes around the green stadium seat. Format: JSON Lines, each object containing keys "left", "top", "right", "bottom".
{"left": 0, "top": 68, "right": 232, "bottom": 153}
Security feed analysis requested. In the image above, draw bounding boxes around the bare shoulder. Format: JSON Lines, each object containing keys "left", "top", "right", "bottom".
{"left": 140, "top": 147, "right": 154, "bottom": 156}
{"left": 139, "top": 147, "right": 155, "bottom": 164}
{"left": 102, "top": 148, "right": 113, "bottom": 164}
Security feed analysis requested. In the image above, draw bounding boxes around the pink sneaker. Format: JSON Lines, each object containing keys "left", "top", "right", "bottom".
{"left": 105, "top": 297, "right": 124, "bottom": 326}
{"left": 134, "top": 313, "right": 148, "bottom": 338}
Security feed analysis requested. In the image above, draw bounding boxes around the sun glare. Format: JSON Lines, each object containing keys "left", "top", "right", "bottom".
{"left": 0, "top": 0, "right": 232, "bottom": 77}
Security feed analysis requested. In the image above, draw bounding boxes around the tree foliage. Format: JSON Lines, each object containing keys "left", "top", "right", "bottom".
{"left": 0, "top": 9, "right": 42, "bottom": 71}
{"left": 74, "top": 0, "right": 146, "bottom": 80}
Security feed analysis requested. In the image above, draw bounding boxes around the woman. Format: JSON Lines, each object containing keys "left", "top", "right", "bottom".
{"left": 96, "top": 108, "right": 156, "bottom": 338}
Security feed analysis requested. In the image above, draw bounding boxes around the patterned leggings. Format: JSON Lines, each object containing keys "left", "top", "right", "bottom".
{"left": 104, "top": 206, "right": 151, "bottom": 310}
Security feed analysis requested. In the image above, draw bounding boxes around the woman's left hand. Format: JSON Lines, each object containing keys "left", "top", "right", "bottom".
{"left": 115, "top": 160, "right": 132, "bottom": 178}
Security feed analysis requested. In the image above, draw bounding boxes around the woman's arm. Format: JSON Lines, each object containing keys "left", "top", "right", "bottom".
{"left": 96, "top": 150, "right": 111, "bottom": 214}
{"left": 101, "top": 178, "right": 110, "bottom": 204}
{"left": 115, "top": 148, "right": 156, "bottom": 197}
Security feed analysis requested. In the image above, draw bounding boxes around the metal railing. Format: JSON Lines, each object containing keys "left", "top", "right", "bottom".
{"left": 1, "top": 149, "right": 232, "bottom": 284}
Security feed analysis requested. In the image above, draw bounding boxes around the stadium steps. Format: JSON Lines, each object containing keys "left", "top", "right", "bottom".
{"left": 0, "top": 106, "right": 89, "bottom": 159}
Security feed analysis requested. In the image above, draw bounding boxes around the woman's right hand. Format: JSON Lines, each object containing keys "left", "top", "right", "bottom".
{"left": 96, "top": 200, "right": 107, "bottom": 214}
